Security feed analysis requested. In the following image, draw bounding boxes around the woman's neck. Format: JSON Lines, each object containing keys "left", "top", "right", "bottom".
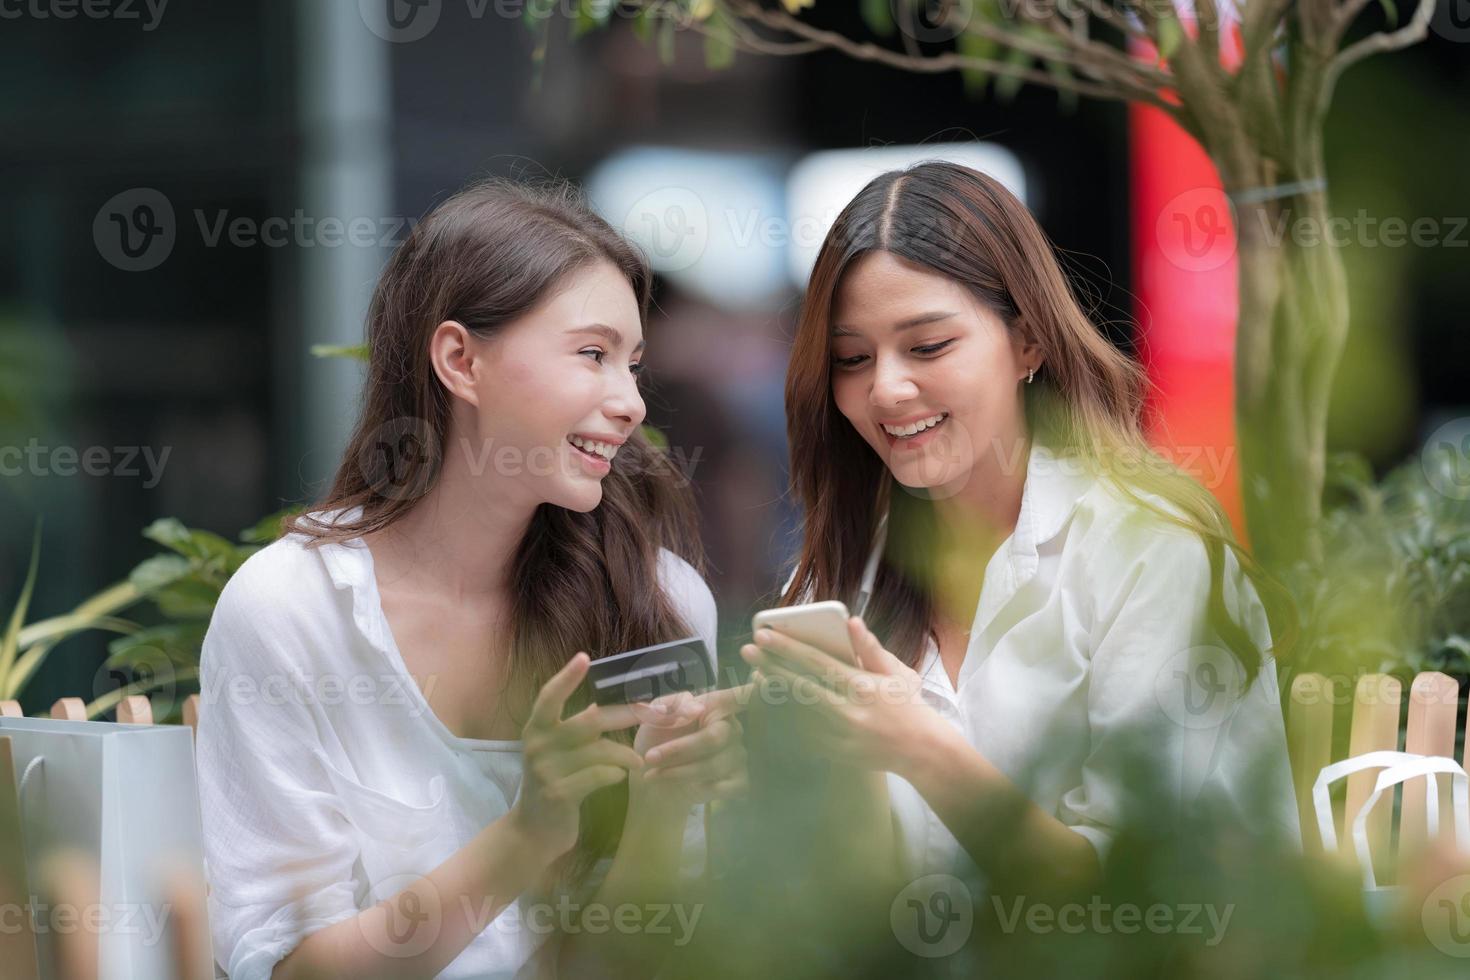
{"left": 369, "top": 433, "right": 538, "bottom": 600}
{"left": 931, "top": 434, "right": 1030, "bottom": 544}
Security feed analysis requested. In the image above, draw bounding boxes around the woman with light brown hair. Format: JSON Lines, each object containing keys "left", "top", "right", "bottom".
{"left": 742, "top": 161, "right": 1298, "bottom": 899}
{"left": 197, "top": 179, "right": 747, "bottom": 980}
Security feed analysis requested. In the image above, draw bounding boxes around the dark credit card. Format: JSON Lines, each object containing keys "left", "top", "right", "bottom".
{"left": 584, "top": 636, "right": 714, "bottom": 707}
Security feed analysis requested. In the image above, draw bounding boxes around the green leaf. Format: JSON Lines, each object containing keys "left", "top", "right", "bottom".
{"left": 128, "top": 554, "right": 193, "bottom": 596}
{"left": 640, "top": 424, "right": 669, "bottom": 452}
{"left": 142, "top": 519, "right": 236, "bottom": 565}
{"left": 0, "top": 521, "right": 43, "bottom": 689}
{"left": 703, "top": 12, "right": 736, "bottom": 70}
{"left": 310, "top": 343, "right": 369, "bottom": 362}
{"left": 861, "top": 0, "right": 895, "bottom": 35}
{"left": 658, "top": 15, "right": 677, "bottom": 66}
{"left": 106, "top": 621, "right": 208, "bottom": 669}
{"left": 1044, "top": 55, "right": 1077, "bottom": 113}
{"left": 1157, "top": 17, "right": 1184, "bottom": 63}
{"left": 631, "top": 6, "right": 655, "bottom": 43}
{"left": 151, "top": 578, "right": 223, "bottom": 620}
{"left": 1377, "top": 0, "right": 1398, "bottom": 26}
{"left": 5, "top": 614, "right": 141, "bottom": 700}
{"left": 994, "top": 45, "right": 1032, "bottom": 102}
{"left": 956, "top": 31, "right": 998, "bottom": 98}
{"left": 240, "top": 506, "right": 306, "bottom": 545}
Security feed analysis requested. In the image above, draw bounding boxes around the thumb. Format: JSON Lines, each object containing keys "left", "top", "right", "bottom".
{"left": 848, "top": 616, "right": 901, "bottom": 674}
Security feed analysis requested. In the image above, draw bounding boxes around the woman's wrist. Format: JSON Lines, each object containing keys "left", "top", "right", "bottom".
{"left": 896, "top": 712, "right": 970, "bottom": 794}
{"left": 501, "top": 802, "right": 570, "bottom": 870}
{"left": 626, "top": 770, "right": 695, "bottom": 822}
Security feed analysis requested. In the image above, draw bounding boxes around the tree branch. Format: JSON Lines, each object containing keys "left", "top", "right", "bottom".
{"left": 718, "top": 0, "right": 1185, "bottom": 117}
{"left": 1323, "top": 0, "right": 1437, "bottom": 92}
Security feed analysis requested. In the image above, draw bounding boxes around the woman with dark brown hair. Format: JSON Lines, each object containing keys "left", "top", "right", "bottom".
{"left": 196, "top": 179, "right": 747, "bottom": 980}
{"left": 742, "top": 161, "right": 1298, "bottom": 901}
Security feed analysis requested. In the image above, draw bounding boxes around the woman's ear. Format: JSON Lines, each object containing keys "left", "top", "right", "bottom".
{"left": 1011, "top": 319, "right": 1044, "bottom": 378}
{"left": 428, "top": 320, "right": 481, "bottom": 407}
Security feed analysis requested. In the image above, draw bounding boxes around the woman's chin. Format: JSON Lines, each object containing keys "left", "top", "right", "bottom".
{"left": 887, "top": 455, "right": 973, "bottom": 500}
{"left": 548, "top": 480, "right": 605, "bottom": 513}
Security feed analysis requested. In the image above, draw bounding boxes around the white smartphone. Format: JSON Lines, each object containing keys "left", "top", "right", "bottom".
{"left": 751, "top": 600, "right": 858, "bottom": 666}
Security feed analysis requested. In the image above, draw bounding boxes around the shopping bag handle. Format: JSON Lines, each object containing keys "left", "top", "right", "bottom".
{"left": 1351, "top": 756, "right": 1470, "bottom": 890}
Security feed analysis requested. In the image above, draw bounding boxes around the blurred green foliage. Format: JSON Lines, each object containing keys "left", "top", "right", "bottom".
{"left": 1287, "top": 446, "right": 1470, "bottom": 681}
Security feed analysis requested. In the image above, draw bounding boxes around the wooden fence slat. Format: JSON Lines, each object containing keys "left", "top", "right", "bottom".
{"left": 1288, "top": 673, "right": 1334, "bottom": 853}
{"left": 1344, "top": 674, "right": 1403, "bottom": 882}
{"left": 48, "top": 698, "right": 86, "bottom": 722}
{"left": 115, "top": 696, "right": 153, "bottom": 726}
{"left": 182, "top": 694, "right": 200, "bottom": 739}
{"left": 1402, "top": 672, "right": 1460, "bottom": 861}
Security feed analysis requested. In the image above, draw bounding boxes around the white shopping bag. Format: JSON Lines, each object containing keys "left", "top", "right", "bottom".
{"left": 1313, "top": 749, "right": 1470, "bottom": 924}
{"left": 0, "top": 716, "right": 214, "bottom": 980}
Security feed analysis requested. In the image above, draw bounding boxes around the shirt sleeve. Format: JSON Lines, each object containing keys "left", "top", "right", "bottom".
{"left": 1057, "top": 513, "right": 1299, "bottom": 866}
{"left": 196, "top": 565, "right": 364, "bottom": 980}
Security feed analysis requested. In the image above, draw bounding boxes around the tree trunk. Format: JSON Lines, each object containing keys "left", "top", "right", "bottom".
{"left": 1232, "top": 168, "right": 1350, "bottom": 572}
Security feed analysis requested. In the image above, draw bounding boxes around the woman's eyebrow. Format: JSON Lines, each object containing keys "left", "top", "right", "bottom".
{"left": 832, "top": 311, "right": 958, "bottom": 337}
{"left": 568, "top": 323, "right": 647, "bottom": 352}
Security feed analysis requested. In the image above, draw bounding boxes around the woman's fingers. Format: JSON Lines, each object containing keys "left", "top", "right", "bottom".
{"left": 551, "top": 765, "right": 631, "bottom": 805}
{"left": 540, "top": 738, "right": 645, "bottom": 782}
{"left": 848, "top": 616, "right": 902, "bottom": 675}
{"left": 694, "top": 683, "right": 757, "bottom": 723}
{"left": 557, "top": 701, "right": 641, "bottom": 743}
{"left": 643, "top": 717, "right": 741, "bottom": 771}
{"left": 752, "top": 628, "right": 861, "bottom": 682}
{"left": 746, "top": 653, "right": 847, "bottom": 714}
{"left": 629, "top": 689, "right": 704, "bottom": 729}
{"left": 646, "top": 744, "right": 745, "bottom": 784}
{"left": 527, "top": 652, "right": 590, "bottom": 731}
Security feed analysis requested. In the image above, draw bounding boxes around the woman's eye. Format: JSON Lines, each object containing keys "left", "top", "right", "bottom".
{"left": 832, "top": 354, "right": 869, "bottom": 369}
{"left": 913, "top": 339, "right": 955, "bottom": 356}
{"left": 579, "top": 347, "right": 606, "bottom": 364}
{"left": 630, "top": 362, "right": 646, "bottom": 378}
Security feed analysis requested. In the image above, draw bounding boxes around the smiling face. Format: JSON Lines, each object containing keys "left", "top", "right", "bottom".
{"left": 829, "top": 251, "right": 1038, "bottom": 498}
{"left": 447, "top": 259, "right": 648, "bottom": 513}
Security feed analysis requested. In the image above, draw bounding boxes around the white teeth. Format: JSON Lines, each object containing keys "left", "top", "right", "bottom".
{"left": 568, "top": 435, "right": 617, "bottom": 461}
{"left": 882, "top": 413, "right": 947, "bottom": 438}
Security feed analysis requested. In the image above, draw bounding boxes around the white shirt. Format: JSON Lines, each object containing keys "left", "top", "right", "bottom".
{"left": 196, "top": 507, "right": 718, "bottom": 980}
{"left": 798, "top": 444, "right": 1299, "bottom": 886}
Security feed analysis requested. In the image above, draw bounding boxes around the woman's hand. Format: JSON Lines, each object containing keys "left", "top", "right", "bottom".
{"left": 740, "top": 616, "right": 952, "bottom": 779}
{"left": 510, "top": 652, "right": 646, "bottom": 862}
{"left": 627, "top": 685, "right": 754, "bottom": 809}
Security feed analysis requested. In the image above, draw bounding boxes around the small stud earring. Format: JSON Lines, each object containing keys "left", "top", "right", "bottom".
{"left": 1027, "top": 367, "right": 1035, "bottom": 384}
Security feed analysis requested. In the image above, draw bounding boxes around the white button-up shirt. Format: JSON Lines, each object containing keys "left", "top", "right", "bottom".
{"left": 196, "top": 508, "right": 717, "bottom": 980}
{"left": 803, "top": 444, "right": 1298, "bottom": 885}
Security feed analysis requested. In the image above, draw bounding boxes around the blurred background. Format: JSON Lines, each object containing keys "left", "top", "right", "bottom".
{"left": 0, "top": 0, "right": 1466, "bottom": 713}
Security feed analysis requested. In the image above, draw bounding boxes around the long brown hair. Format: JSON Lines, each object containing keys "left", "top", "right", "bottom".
{"left": 782, "top": 161, "right": 1294, "bottom": 683}
{"left": 288, "top": 177, "right": 704, "bottom": 869}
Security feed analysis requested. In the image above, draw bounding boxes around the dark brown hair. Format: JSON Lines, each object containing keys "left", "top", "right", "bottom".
{"left": 782, "top": 161, "right": 1294, "bottom": 683}
{"left": 289, "top": 177, "right": 704, "bottom": 871}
